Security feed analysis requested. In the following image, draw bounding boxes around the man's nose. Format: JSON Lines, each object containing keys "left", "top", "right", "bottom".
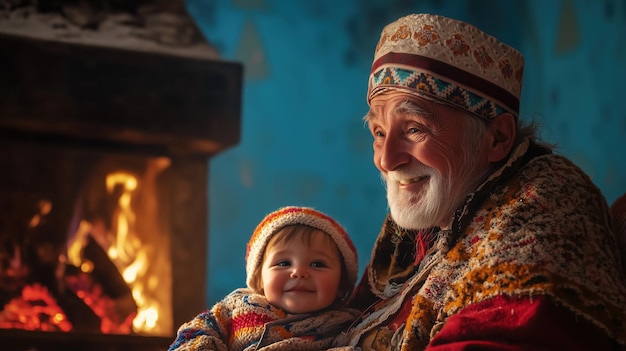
{"left": 379, "top": 133, "right": 410, "bottom": 172}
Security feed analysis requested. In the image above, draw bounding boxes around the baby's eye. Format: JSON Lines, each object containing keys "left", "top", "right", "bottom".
{"left": 311, "top": 261, "right": 327, "bottom": 268}
{"left": 276, "top": 260, "right": 291, "bottom": 267}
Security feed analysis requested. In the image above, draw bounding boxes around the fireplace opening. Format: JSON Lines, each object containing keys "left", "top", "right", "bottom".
{"left": 0, "top": 140, "right": 175, "bottom": 335}
{"left": 0, "top": 0, "right": 242, "bottom": 349}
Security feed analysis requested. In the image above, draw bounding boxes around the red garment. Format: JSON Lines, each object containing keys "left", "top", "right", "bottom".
{"left": 349, "top": 270, "right": 618, "bottom": 350}
{"left": 427, "top": 294, "right": 615, "bottom": 351}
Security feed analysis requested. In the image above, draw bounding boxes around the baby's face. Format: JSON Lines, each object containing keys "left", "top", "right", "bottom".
{"left": 260, "top": 229, "right": 342, "bottom": 313}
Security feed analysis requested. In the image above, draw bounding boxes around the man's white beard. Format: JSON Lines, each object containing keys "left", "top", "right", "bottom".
{"left": 384, "top": 158, "right": 484, "bottom": 230}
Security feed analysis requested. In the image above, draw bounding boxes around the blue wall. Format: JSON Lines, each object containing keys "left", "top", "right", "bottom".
{"left": 185, "top": 0, "right": 626, "bottom": 306}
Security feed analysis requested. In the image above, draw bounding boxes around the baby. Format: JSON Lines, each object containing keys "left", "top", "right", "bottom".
{"left": 168, "top": 206, "right": 360, "bottom": 351}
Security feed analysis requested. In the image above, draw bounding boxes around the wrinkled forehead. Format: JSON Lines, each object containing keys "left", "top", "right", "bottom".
{"left": 364, "top": 92, "right": 443, "bottom": 124}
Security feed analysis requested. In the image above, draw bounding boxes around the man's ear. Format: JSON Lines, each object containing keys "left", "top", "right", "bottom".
{"left": 486, "top": 113, "right": 516, "bottom": 163}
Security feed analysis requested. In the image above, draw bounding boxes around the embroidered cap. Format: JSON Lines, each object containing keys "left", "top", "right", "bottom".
{"left": 245, "top": 206, "right": 358, "bottom": 291}
{"left": 368, "top": 13, "right": 524, "bottom": 119}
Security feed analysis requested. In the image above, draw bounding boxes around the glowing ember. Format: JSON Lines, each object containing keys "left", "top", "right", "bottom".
{"left": 65, "top": 272, "right": 135, "bottom": 333}
{"left": 0, "top": 283, "right": 72, "bottom": 332}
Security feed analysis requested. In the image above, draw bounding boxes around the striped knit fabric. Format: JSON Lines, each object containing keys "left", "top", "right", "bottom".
{"left": 168, "top": 288, "right": 360, "bottom": 351}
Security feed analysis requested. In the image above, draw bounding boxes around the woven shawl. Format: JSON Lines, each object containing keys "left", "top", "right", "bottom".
{"left": 351, "top": 139, "right": 626, "bottom": 350}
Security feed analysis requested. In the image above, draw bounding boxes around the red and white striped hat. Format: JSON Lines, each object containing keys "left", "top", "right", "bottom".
{"left": 245, "top": 206, "right": 358, "bottom": 290}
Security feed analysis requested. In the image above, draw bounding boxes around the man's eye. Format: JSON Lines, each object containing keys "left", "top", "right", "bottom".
{"left": 408, "top": 127, "right": 420, "bottom": 134}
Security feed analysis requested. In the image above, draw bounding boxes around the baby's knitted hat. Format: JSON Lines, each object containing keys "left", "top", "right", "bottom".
{"left": 245, "top": 206, "right": 358, "bottom": 290}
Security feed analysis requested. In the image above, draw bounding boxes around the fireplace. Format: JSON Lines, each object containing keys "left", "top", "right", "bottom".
{"left": 0, "top": 1, "right": 242, "bottom": 350}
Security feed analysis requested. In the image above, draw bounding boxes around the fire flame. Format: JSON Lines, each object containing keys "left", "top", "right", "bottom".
{"left": 64, "top": 164, "right": 171, "bottom": 335}
{"left": 104, "top": 171, "right": 162, "bottom": 334}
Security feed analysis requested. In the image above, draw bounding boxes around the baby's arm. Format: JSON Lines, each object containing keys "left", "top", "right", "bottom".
{"left": 167, "top": 309, "right": 230, "bottom": 351}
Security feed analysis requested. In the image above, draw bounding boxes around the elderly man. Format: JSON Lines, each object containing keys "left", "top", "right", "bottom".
{"left": 343, "top": 13, "right": 626, "bottom": 350}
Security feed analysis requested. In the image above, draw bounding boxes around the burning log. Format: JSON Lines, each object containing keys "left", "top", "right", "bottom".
{"left": 79, "top": 234, "right": 138, "bottom": 332}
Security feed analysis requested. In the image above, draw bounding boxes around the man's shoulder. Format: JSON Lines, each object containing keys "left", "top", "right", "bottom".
{"left": 518, "top": 152, "right": 605, "bottom": 201}
{"left": 521, "top": 152, "right": 587, "bottom": 181}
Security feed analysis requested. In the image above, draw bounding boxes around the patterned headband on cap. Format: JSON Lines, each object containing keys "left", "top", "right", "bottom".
{"left": 245, "top": 206, "right": 358, "bottom": 292}
{"left": 368, "top": 13, "right": 524, "bottom": 119}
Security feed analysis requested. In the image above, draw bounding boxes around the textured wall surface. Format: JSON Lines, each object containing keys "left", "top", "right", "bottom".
{"left": 186, "top": 0, "right": 626, "bottom": 306}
